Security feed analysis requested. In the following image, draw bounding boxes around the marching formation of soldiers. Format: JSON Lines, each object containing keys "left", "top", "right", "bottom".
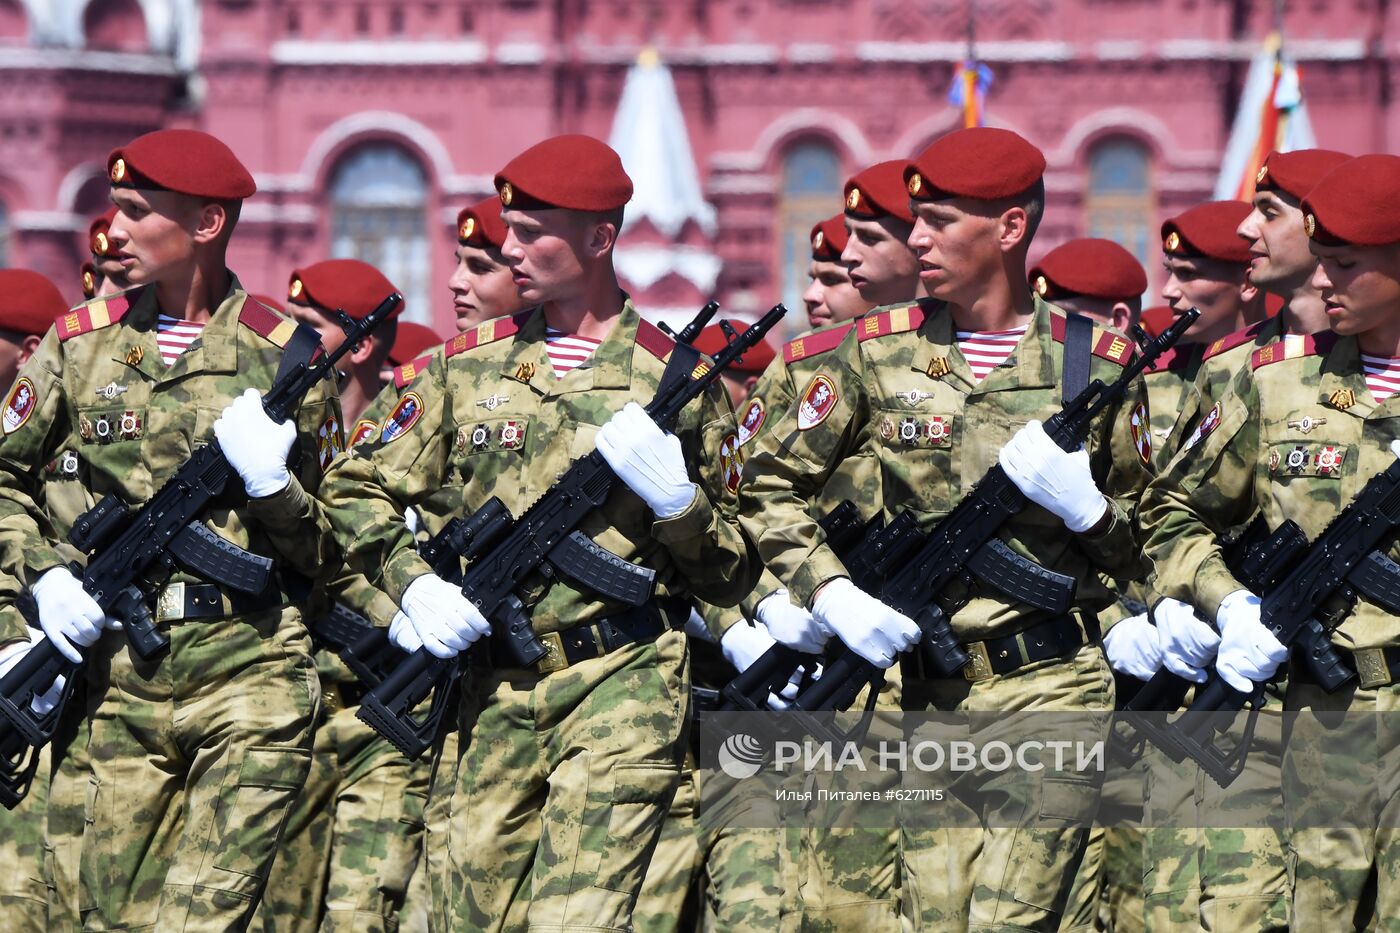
{"left": 0, "top": 119, "right": 1393, "bottom": 933}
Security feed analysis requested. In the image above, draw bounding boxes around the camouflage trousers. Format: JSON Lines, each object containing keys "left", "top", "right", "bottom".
{"left": 75, "top": 615, "right": 318, "bottom": 931}
{"left": 443, "top": 628, "right": 687, "bottom": 931}
{"left": 1283, "top": 677, "right": 1400, "bottom": 931}
{"left": 256, "top": 687, "right": 431, "bottom": 933}
{"left": 46, "top": 699, "right": 91, "bottom": 931}
{"left": 899, "top": 642, "right": 1111, "bottom": 932}
{"left": 0, "top": 741, "right": 49, "bottom": 932}
{"left": 1062, "top": 757, "right": 1147, "bottom": 933}
{"left": 1141, "top": 707, "right": 1288, "bottom": 932}
{"left": 405, "top": 727, "right": 458, "bottom": 933}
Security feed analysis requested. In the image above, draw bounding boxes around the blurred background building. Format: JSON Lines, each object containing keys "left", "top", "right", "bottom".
{"left": 0, "top": 0, "right": 1393, "bottom": 338}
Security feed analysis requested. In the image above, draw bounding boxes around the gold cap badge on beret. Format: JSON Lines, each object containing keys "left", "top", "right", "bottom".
{"left": 459, "top": 217, "right": 475, "bottom": 240}
{"left": 500, "top": 182, "right": 514, "bottom": 207}
{"left": 288, "top": 277, "right": 304, "bottom": 300}
{"left": 812, "top": 230, "right": 824, "bottom": 250}
{"left": 1164, "top": 231, "right": 1181, "bottom": 253}
{"left": 110, "top": 158, "right": 126, "bottom": 184}
{"left": 846, "top": 188, "right": 861, "bottom": 211}
{"left": 82, "top": 270, "right": 94, "bottom": 294}
{"left": 94, "top": 232, "right": 108, "bottom": 254}
{"left": 1304, "top": 213, "right": 1317, "bottom": 238}
{"left": 907, "top": 172, "right": 923, "bottom": 196}
{"left": 1033, "top": 275, "right": 1049, "bottom": 297}
{"left": 1256, "top": 164, "right": 1269, "bottom": 185}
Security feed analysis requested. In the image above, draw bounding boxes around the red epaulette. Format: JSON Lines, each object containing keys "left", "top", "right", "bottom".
{"left": 785, "top": 321, "right": 855, "bottom": 363}
{"left": 393, "top": 353, "right": 436, "bottom": 388}
{"left": 56, "top": 291, "right": 135, "bottom": 342}
{"left": 1202, "top": 319, "right": 1271, "bottom": 361}
{"left": 1049, "top": 312, "right": 1134, "bottom": 367}
{"left": 856, "top": 303, "right": 926, "bottom": 342}
{"left": 1251, "top": 331, "right": 1337, "bottom": 370}
{"left": 445, "top": 310, "right": 531, "bottom": 359}
{"left": 238, "top": 297, "right": 298, "bottom": 347}
{"left": 635, "top": 317, "right": 676, "bottom": 361}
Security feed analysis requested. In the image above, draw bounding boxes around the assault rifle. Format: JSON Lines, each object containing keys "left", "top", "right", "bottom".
{"left": 779, "top": 309, "right": 1198, "bottom": 739}
{"left": 1119, "top": 459, "right": 1400, "bottom": 787}
{"left": 357, "top": 304, "right": 789, "bottom": 759}
{"left": 0, "top": 292, "right": 402, "bottom": 794}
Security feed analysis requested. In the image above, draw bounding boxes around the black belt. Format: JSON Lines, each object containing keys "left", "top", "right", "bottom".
{"left": 486, "top": 598, "right": 686, "bottom": 674}
{"left": 154, "top": 581, "right": 283, "bottom": 623}
{"left": 1292, "top": 644, "right": 1400, "bottom": 689}
{"left": 903, "top": 612, "right": 1100, "bottom": 682}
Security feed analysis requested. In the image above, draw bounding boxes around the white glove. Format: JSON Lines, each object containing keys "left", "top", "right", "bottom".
{"left": 1102, "top": 613, "right": 1163, "bottom": 681}
{"left": 812, "top": 577, "right": 920, "bottom": 669}
{"left": 0, "top": 630, "right": 66, "bottom": 714}
{"left": 595, "top": 402, "right": 697, "bottom": 519}
{"left": 998, "top": 420, "right": 1109, "bottom": 533}
{"left": 398, "top": 574, "right": 491, "bottom": 659}
{"left": 1155, "top": 598, "right": 1221, "bottom": 683}
{"left": 32, "top": 566, "right": 115, "bottom": 663}
{"left": 755, "top": 588, "right": 829, "bottom": 654}
{"left": 1214, "top": 589, "right": 1289, "bottom": 693}
{"left": 215, "top": 388, "right": 296, "bottom": 498}
{"left": 719, "top": 620, "right": 809, "bottom": 710}
{"left": 387, "top": 610, "right": 420, "bottom": 654}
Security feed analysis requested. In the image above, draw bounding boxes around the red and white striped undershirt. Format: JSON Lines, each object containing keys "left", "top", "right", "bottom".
{"left": 955, "top": 325, "right": 1027, "bottom": 381}
{"left": 545, "top": 328, "right": 603, "bottom": 377}
{"left": 1362, "top": 353, "right": 1400, "bottom": 403}
{"left": 155, "top": 314, "right": 205, "bottom": 366}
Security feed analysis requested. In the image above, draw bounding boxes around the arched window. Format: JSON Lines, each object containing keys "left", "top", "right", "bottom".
{"left": 777, "top": 140, "right": 841, "bottom": 339}
{"left": 329, "top": 144, "right": 430, "bottom": 325}
{"left": 1085, "top": 138, "right": 1155, "bottom": 296}
{"left": 84, "top": 0, "right": 149, "bottom": 52}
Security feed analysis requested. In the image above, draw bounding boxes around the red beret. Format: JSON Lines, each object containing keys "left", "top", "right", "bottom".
{"left": 457, "top": 197, "right": 508, "bottom": 249}
{"left": 89, "top": 207, "right": 118, "bottom": 258}
{"left": 0, "top": 270, "right": 68, "bottom": 337}
{"left": 251, "top": 293, "right": 286, "bottom": 314}
{"left": 844, "top": 161, "right": 915, "bottom": 224}
{"left": 108, "top": 129, "right": 256, "bottom": 200}
{"left": 1161, "top": 201, "right": 1253, "bottom": 264}
{"left": 1138, "top": 306, "right": 1176, "bottom": 339}
{"left": 905, "top": 128, "right": 1046, "bottom": 202}
{"left": 494, "top": 136, "right": 632, "bottom": 212}
{"left": 80, "top": 261, "right": 97, "bottom": 299}
{"left": 1302, "top": 154, "right": 1400, "bottom": 247}
{"left": 1029, "top": 238, "right": 1147, "bottom": 302}
{"left": 692, "top": 322, "right": 775, "bottom": 375}
{"left": 288, "top": 260, "right": 402, "bottom": 321}
{"left": 1255, "top": 149, "right": 1351, "bottom": 202}
{"left": 389, "top": 321, "right": 444, "bottom": 365}
{"left": 810, "top": 214, "right": 850, "bottom": 262}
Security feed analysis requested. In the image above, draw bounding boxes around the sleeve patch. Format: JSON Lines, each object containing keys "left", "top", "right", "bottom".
{"left": 797, "top": 374, "right": 838, "bottom": 430}
{"left": 1181, "top": 402, "right": 1221, "bottom": 451}
{"left": 719, "top": 431, "right": 745, "bottom": 492}
{"left": 1128, "top": 400, "right": 1151, "bottom": 465}
{"left": 380, "top": 392, "right": 423, "bottom": 443}
{"left": 736, "top": 396, "right": 766, "bottom": 446}
{"left": 317, "top": 414, "right": 344, "bottom": 471}
{"left": 2, "top": 377, "right": 36, "bottom": 434}
{"left": 347, "top": 418, "right": 378, "bottom": 449}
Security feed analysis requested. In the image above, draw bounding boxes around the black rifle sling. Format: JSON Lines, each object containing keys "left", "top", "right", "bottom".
{"left": 275, "top": 321, "right": 324, "bottom": 386}
{"left": 1061, "top": 312, "right": 1094, "bottom": 405}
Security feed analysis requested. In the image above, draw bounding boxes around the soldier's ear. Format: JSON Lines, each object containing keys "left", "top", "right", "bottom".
{"left": 998, "top": 205, "right": 1031, "bottom": 253}
{"left": 192, "top": 201, "right": 229, "bottom": 245}
{"left": 17, "top": 334, "right": 40, "bottom": 367}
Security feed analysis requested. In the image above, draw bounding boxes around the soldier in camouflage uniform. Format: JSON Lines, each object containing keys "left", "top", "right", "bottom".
{"left": 254, "top": 258, "right": 434, "bottom": 933}
{"left": 739, "top": 128, "right": 1152, "bottom": 932}
{"left": 1028, "top": 237, "right": 1146, "bottom": 335}
{"left": 1140, "top": 153, "right": 1400, "bottom": 931}
{"left": 840, "top": 159, "right": 928, "bottom": 308}
{"left": 320, "top": 135, "right": 753, "bottom": 932}
{"left": 0, "top": 129, "right": 338, "bottom": 930}
{"left": 85, "top": 207, "right": 131, "bottom": 300}
{"left": 0, "top": 269, "right": 74, "bottom": 931}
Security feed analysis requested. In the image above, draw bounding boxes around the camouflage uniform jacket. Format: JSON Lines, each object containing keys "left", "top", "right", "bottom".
{"left": 319, "top": 300, "right": 754, "bottom": 637}
{"left": 1161, "top": 315, "right": 1285, "bottom": 458}
{"left": 738, "top": 295, "right": 1152, "bottom": 641}
{"left": 1142, "top": 331, "right": 1399, "bottom": 649}
{"left": 0, "top": 279, "right": 340, "bottom": 647}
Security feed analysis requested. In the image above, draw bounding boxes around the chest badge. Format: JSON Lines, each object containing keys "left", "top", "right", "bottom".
{"left": 513, "top": 362, "right": 536, "bottom": 382}
{"left": 926, "top": 357, "right": 951, "bottom": 379}
{"left": 476, "top": 393, "right": 510, "bottom": 412}
{"left": 1285, "top": 445, "right": 1310, "bottom": 474}
{"left": 124, "top": 346, "right": 144, "bottom": 367}
{"left": 895, "top": 390, "right": 934, "bottom": 406}
{"left": 1287, "top": 415, "right": 1326, "bottom": 435}
{"left": 1328, "top": 388, "right": 1356, "bottom": 411}
{"left": 1316, "top": 445, "right": 1344, "bottom": 475}
{"left": 95, "top": 382, "right": 128, "bottom": 401}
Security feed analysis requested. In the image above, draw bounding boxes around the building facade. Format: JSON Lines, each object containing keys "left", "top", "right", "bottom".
{"left": 0, "top": 0, "right": 1394, "bottom": 337}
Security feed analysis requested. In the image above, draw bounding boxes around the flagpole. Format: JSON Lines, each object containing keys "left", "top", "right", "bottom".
{"left": 963, "top": 1, "right": 979, "bottom": 128}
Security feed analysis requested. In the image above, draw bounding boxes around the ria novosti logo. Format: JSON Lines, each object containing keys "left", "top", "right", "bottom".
{"left": 717, "top": 732, "right": 766, "bottom": 779}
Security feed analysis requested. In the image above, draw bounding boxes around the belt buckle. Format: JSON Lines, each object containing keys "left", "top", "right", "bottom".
{"left": 536, "top": 631, "right": 568, "bottom": 674}
{"left": 962, "top": 640, "right": 993, "bottom": 682}
{"left": 322, "top": 683, "right": 342, "bottom": 715}
{"left": 1354, "top": 648, "right": 1391, "bottom": 689}
{"left": 156, "top": 582, "right": 185, "bottom": 623}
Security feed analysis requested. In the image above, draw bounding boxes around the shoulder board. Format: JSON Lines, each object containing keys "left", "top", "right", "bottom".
{"left": 1251, "top": 331, "right": 1337, "bottom": 370}
{"left": 56, "top": 291, "right": 135, "bottom": 342}
{"left": 1048, "top": 312, "right": 1133, "bottom": 366}
{"left": 635, "top": 317, "right": 676, "bottom": 360}
{"left": 238, "top": 299, "right": 299, "bottom": 348}
{"left": 1202, "top": 319, "right": 1271, "bottom": 361}
{"left": 445, "top": 310, "right": 530, "bottom": 359}
{"left": 856, "top": 303, "right": 926, "bottom": 342}
{"left": 393, "top": 353, "right": 437, "bottom": 389}
{"left": 785, "top": 321, "right": 855, "bottom": 363}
